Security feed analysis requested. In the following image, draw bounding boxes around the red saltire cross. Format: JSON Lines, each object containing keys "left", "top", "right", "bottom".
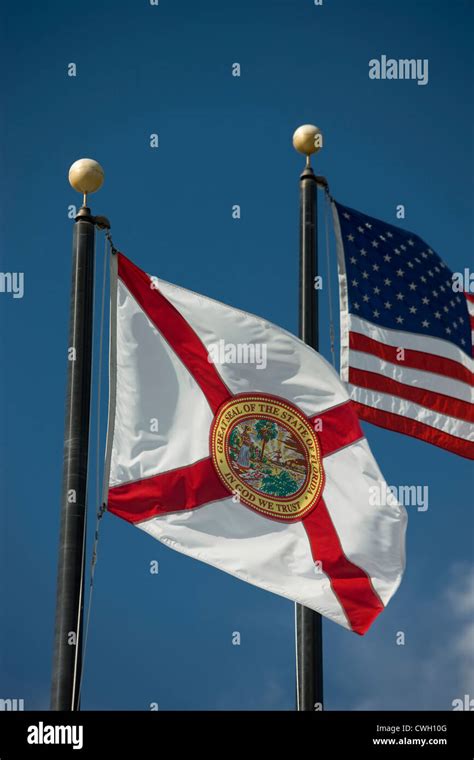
{"left": 107, "top": 254, "right": 384, "bottom": 634}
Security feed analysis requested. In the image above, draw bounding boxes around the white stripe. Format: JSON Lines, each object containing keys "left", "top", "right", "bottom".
{"left": 350, "top": 386, "right": 474, "bottom": 441}
{"left": 323, "top": 439, "right": 407, "bottom": 606}
{"left": 467, "top": 299, "right": 474, "bottom": 316}
{"left": 103, "top": 253, "right": 119, "bottom": 502}
{"left": 350, "top": 350, "right": 473, "bottom": 404}
{"left": 349, "top": 315, "right": 474, "bottom": 373}
{"left": 137, "top": 498, "right": 351, "bottom": 630}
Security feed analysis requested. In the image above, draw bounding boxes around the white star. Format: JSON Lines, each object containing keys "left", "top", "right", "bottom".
{"left": 371, "top": 240, "right": 379, "bottom": 248}
{"left": 343, "top": 212, "right": 351, "bottom": 219}
{"left": 353, "top": 302, "right": 360, "bottom": 310}
{"left": 420, "top": 276, "right": 427, "bottom": 283}
{"left": 459, "top": 316, "right": 464, "bottom": 324}
{"left": 347, "top": 234, "right": 355, "bottom": 242}
{"left": 407, "top": 261, "right": 414, "bottom": 268}
{"left": 384, "top": 277, "right": 392, "bottom": 286}
{"left": 396, "top": 315, "right": 404, "bottom": 324}
{"left": 421, "top": 297, "right": 430, "bottom": 305}
{"left": 421, "top": 251, "right": 428, "bottom": 258}
{"left": 400, "top": 245, "right": 407, "bottom": 251}
{"left": 440, "top": 261, "right": 446, "bottom": 268}
{"left": 428, "top": 270, "right": 434, "bottom": 277}
{"left": 439, "top": 285, "right": 446, "bottom": 292}
{"left": 396, "top": 292, "right": 404, "bottom": 300}
{"left": 456, "top": 295, "right": 461, "bottom": 303}
{"left": 408, "top": 239, "right": 415, "bottom": 246}
{"left": 360, "top": 248, "right": 367, "bottom": 256}
{"left": 453, "top": 321, "right": 458, "bottom": 329}
{"left": 362, "top": 271, "right": 369, "bottom": 279}
{"left": 432, "top": 290, "right": 438, "bottom": 297}
{"left": 357, "top": 226, "right": 365, "bottom": 233}
{"left": 461, "top": 338, "right": 466, "bottom": 345}
{"left": 421, "top": 320, "right": 430, "bottom": 328}
{"left": 450, "top": 300, "right": 455, "bottom": 307}
{"left": 373, "top": 309, "right": 380, "bottom": 318}
{"left": 409, "top": 282, "right": 417, "bottom": 291}
{"left": 445, "top": 327, "right": 452, "bottom": 334}
{"left": 351, "top": 279, "right": 358, "bottom": 287}
{"left": 365, "top": 222, "right": 372, "bottom": 229}
{"left": 373, "top": 286, "right": 381, "bottom": 295}
{"left": 428, "top": 248, "right": 433, "bottom": 254}
{"left": 434, "top": 311, "right": 441, "bottom": 319}
{"left": 443, "top": 305, "right": 449, "bottom": 313}
{"left": 384, "top": 301, "right": 392, "bottom": 309}
{"left": 383, "top": 254, "right": 392, "bottom": 263}
{"left": 434, "top": 266, "right": 440, "bottom": 273}
{"left": 386, "top": 231, "right": 393, "bottom": 238}
{"left": 350, "top": 256, "right": 357, "bottom": 264}
{"left": 362, "top": 294, "right": 370, "bottom": 302}
{"left": 394, "top": 248, "right": 401, "bottom": 254}
{"left": 379, "top": 235, "right": 386, "bottom": 241}
{"left": 396, "top": 268, "right": 405, "bottom": 277}
{"left": 414, "top": 257, "right": 421, "bottom": 263}
{"left": 372, "top": 263, "right": 380, "bottom": 271}
{"left": 409, "top": 306, "right": 417, "bottom": 314}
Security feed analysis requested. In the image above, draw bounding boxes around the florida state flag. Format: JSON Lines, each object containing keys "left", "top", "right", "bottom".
{"left": 104, "top": 253, "right": 407, "bottom": 634}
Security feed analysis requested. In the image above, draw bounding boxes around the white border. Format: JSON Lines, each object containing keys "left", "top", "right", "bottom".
{"left": 331, "top": 201, "right": 350, "bottom": 382}
{"left": 101, "top": 252, "right": 118, "bottom": 506}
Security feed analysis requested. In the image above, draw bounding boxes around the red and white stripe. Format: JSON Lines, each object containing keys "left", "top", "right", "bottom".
{"left": 333, "top": 206, "right": 474, "bottom": 459}
{"left": 104, "top": 253, "right": 407, "bottom": 634}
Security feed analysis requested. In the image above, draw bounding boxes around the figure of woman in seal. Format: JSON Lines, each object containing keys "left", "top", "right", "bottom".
{"left": 236, "top": 425, "right": 252, "bottom": 470}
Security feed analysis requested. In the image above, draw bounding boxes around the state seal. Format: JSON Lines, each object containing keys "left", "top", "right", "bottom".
{"left": 210, "top": 393, "right": 324, "bottom": 522}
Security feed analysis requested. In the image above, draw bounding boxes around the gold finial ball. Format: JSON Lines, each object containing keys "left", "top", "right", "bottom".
{"left": 292, "top": 124, "right": 323, "bottom": 156}
{"left": 68, "top": 158, "right": 104, "bottom": 195}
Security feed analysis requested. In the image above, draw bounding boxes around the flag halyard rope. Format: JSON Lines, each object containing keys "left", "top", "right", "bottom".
{"left": 76, "top": 230, "right": 111, "bottom": 707}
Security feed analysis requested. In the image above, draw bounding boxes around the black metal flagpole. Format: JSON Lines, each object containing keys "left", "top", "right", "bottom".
{"left": 293, "top": 125, "right": 324, "bottom": 711}
{"left": 50, "top": 159, "right": 104, "bottom": 711}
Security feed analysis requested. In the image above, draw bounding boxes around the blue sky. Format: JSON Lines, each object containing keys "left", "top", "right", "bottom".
{"left": 1, "top": 0, "right": 473, "bottom": 710}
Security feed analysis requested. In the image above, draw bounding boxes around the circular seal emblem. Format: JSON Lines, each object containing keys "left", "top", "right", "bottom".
{"left": 210, "top": 393, "right": 324, "bottom": 522}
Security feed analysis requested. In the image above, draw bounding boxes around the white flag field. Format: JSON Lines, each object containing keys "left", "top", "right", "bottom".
{"left": 104, "top": 253, "right": 407, "bottom": 634}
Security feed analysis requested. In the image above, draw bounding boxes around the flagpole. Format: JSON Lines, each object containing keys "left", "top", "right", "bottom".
{"left": 50, "top": 159, "right": 104, "bottom": 711}
{"left": 293, "top": 125, "right": 324, "bottom": 711}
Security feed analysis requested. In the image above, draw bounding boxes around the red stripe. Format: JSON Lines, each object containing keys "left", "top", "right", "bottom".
{"left": 108, "top": 458, "right": 229, "bottom": 523}
{"left": 349, "top": 332, "right": 473, "bottom": 387}
{"left": 466, "top": 293, "right": 474, "bottom": 304}
{"left": 309, "top": 401, "right": 364, "bottom": 457}
{"left": 349, "top": 367, "right": 474, "bottom": 423}
{"left": 303, "top": 499, "right": 384, "bottom": 635}
{"left": 118, "top": 253, "right": 232, "bottom": 414}
{"left": 353, "top": 402, "right": 474, "bottom": 460}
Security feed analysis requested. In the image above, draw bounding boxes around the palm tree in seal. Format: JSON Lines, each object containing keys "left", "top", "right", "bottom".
{"left": 255, "top": 420, "right": 278, "bottom": 461}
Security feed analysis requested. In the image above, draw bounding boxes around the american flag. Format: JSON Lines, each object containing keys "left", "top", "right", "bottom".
{"left": 332, "top": 201, "right": 474, "bottom": 459}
